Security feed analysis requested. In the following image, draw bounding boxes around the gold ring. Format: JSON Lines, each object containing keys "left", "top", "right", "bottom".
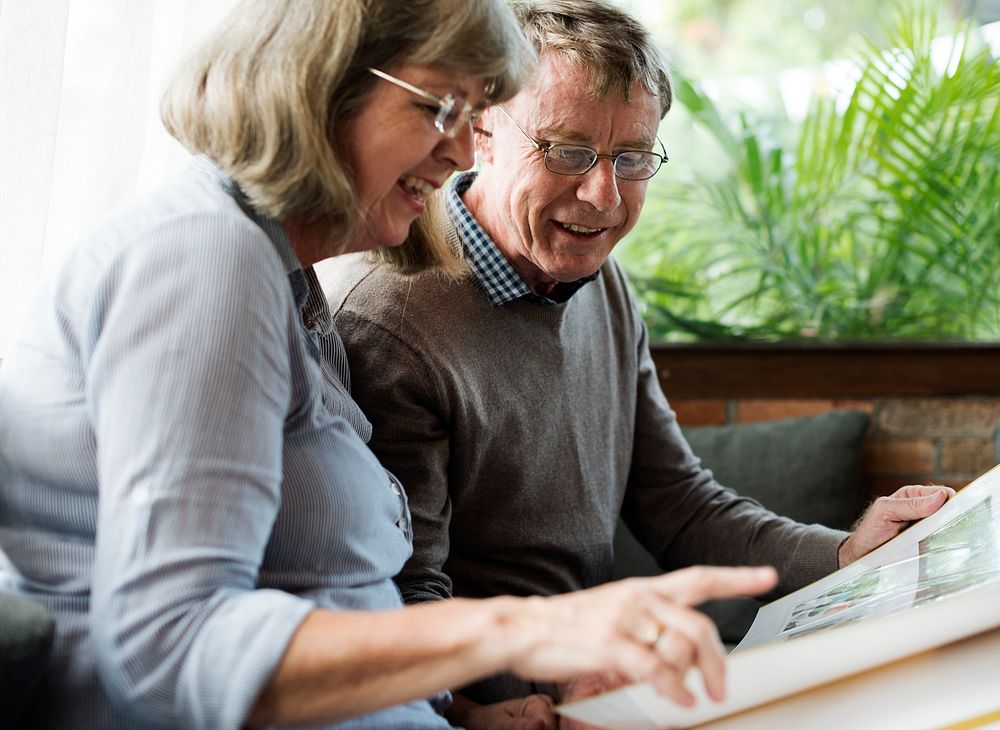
{"left": 640, "top": 624, "right": 663, "bottom": 646}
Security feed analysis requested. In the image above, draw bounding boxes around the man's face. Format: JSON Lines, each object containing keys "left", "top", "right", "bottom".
{"left": 466, "top": 53, "right": 662, "bottom": 292}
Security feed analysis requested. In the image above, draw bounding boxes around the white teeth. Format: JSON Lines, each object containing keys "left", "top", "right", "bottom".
{"left": 558, "top": 221, "right": 602, "bottom": 234}
{"left": 402, "top": 176, "right": 434, "bottom": 199}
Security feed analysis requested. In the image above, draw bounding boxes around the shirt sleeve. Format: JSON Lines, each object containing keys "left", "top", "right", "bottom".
{"left": 622, "top": 320, "right": 845, "bottom": 596}
{"left": 331, "top": 308, "right": 455, "bottom": 604}
{"left": 84, "top": 213, "right": 315, "bottom": 730}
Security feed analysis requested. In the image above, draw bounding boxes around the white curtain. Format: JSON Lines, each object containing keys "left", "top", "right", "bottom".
{"left": 0, "top": 0, "right": 236, "bottom": 355}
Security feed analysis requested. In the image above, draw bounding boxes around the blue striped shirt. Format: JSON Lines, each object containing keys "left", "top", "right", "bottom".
{"left": 0, "top": 158, "right": 449, "bottom": 730}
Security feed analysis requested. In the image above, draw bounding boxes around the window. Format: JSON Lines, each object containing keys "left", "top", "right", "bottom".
{"left": 0, "top": 0, "right": 237, "bottom": 356}
{"left": 613, "top": 0, "right": 1000, "bottom": 341}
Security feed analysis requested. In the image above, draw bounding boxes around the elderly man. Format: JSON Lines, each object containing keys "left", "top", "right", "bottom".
{"left": 320, "top": 0, "right": 950, "bottom": 722}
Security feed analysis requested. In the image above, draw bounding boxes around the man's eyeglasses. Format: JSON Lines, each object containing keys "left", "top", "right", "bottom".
{"left": 368, "top": 67, "right": 478, "bottom": 139}
{"left": 495, "top": 106, "right": 667, "bottom": 181}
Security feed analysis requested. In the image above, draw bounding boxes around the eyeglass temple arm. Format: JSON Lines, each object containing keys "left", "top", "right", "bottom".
{"left": 655, "top": 136, "right": 667, "bottom": 161}
{"left": 495, "top": 106, "right": 545, "bottom": 151}
{"left": 367, "top": 67, "right": 442, "bottom": 105}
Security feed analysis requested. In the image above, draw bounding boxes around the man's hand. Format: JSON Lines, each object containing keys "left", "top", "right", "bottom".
{"left": 446, "top": 693, "right": 557, "bottom": 730}
{"left": 558, "top": 673, "right": 630, "bottom": 730}
{"left": 838, "top": 485, "right": 955, "bottom": 567}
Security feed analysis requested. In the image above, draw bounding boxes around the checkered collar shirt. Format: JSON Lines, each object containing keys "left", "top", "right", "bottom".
{"left": 446, "top": 171, "right": 598, "bottom": 308}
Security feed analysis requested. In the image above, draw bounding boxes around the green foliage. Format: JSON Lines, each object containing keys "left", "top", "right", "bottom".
{"left": 620, "top": 4, "right": 1000, "bottom": 341}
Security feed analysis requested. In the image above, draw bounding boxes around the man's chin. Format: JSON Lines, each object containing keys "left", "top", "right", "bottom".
{"left": 546, "top": 262, "right": 604, "bottom": 283}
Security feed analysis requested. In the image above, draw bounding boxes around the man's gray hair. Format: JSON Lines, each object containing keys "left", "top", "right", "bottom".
{"left": 510, "top": 0, "right": 672, "bottom": 118}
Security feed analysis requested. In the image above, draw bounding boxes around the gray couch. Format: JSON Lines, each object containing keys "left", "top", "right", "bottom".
{"left": 0, "top": 592, "right": 55, "bottom": 724}
{"left": 614, "top": 409, "right": 870, "bottom": 645}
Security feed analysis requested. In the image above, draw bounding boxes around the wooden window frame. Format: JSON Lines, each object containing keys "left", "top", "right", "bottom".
{"left": 651, "top": 343, "right": 1000, "bottom": 398}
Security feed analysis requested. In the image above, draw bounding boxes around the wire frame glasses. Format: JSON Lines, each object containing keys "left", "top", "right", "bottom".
{"left": 496, "top": 106, "right": 667, "bottom": 181}
{"left": 368, "top": 67, "right": 477, "bottom": 139}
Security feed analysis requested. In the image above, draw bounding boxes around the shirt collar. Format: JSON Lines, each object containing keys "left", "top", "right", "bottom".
{"left": 445, "top": 171, "right": 598, "bottom": 307}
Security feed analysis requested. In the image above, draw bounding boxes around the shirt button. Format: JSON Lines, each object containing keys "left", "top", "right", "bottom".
{"left": 390, "top": 479, "right": 402, "bottom": 496}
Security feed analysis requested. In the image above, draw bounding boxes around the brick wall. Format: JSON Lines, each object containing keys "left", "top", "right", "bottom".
{"left": 670, "top": 396, "right": 1000, "bottom": 498}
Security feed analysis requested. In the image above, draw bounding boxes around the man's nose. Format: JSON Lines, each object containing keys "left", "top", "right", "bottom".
{"left": 576, "top": 158, "right": 621, "bottom": 212}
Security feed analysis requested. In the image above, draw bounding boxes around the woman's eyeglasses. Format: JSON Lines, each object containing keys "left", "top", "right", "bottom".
{"left": 368, "top": 67, "right": 478, "bottom": 139}
{"left": 495, "top": 105, "right": 667, "bottom": 181}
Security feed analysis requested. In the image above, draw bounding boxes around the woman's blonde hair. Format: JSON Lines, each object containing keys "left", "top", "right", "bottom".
{"left": 161, "top": 0, "right": 535, "bottom": 260}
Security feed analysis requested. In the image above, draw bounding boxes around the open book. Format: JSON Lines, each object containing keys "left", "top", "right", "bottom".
{"left": 559, "top": 464, "right": 1000, "bottom": 729}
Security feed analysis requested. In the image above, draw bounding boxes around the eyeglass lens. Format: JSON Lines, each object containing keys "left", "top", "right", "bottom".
{"left": 545, "top": 145, "right": 662, "bottom": 180}
{"left": 435, "top": 95, "right": 475, "bottom": 138}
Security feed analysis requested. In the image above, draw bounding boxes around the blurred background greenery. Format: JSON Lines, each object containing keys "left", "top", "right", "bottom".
{"left": 609, "top": 0, "right": 1000, "bottom": 341}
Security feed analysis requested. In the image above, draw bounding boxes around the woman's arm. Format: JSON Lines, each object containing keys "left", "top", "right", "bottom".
{"left": 249, "top": 565, "right": 778, "bottom": 726}
{"left": 87, "top": 214, "right": 311, "bottom": 729}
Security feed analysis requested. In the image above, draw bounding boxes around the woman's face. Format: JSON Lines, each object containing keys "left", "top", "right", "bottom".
{"left": 341, "top": 64, "right": 486, "bottom": 252}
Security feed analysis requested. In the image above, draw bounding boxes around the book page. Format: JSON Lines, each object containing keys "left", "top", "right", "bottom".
{"left": 699, "top": 626, "right": 1000, "bottom": 730}
{"left": 558, "top": 465, "right": 1000, "bottom": 730}
{"left": 738, "top": 464, "right": 1000, "bottom": 649}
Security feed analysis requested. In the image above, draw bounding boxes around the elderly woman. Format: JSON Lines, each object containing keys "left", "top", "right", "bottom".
{"left": 0, "top": 1, "right": 776, "bottom": 728}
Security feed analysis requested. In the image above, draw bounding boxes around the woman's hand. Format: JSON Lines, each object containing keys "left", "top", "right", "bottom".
{"left": 496, "top": 566, "right": 778, "bottom": 708}
{"left": 249, "top": 565, "right": 775, "bottom": 726}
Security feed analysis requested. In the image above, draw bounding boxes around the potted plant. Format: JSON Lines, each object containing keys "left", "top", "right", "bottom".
{"left": 621, "top": 4, "right": 1000, "bottom": 342}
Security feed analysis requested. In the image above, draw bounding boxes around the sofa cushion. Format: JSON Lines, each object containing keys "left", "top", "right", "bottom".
{"left": 613, "top": 409, "right": 870, "bottom": 644}
{"left": 0, "top": 592, "right": 55, "bottom": 721}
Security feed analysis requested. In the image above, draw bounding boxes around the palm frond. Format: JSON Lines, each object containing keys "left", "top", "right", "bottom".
{"left": 620, "top": 1, "right": 1000, "bottom": 342}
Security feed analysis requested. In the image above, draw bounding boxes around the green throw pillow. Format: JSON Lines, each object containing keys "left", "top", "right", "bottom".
{"left": 613, "top": 409, "right": 870, "bottom": 644}
{"left": 0, "top": 592, "right": 55, "bottom": 721}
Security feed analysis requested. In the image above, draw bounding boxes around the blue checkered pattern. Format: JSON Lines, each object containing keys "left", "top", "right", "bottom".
{"left": 446, "top": 172, "right": 596, "bottom": 307}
